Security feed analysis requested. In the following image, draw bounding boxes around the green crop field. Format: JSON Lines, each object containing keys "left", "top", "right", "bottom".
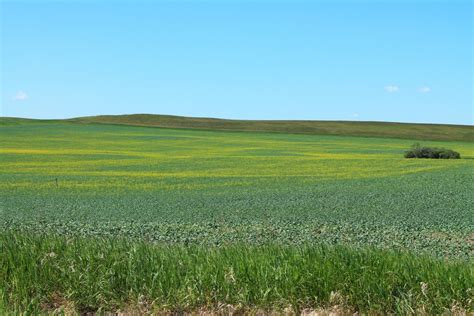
{"left": 1, "top": 118, "right": 473, "bottom": 314}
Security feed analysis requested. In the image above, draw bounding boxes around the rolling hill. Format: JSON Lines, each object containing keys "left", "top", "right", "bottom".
{"left": 2, "top": 114, "right": 473, "bottom": 142}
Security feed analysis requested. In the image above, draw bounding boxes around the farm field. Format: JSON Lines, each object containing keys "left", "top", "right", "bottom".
{"left": 1, "top": 118, "right": 473, "bottom": 313}
{"left": 72, "top": 114, "right": 474, "bottom": 141}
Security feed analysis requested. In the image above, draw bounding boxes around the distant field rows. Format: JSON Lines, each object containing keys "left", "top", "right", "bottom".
{"left": 1, "top": 121, "right": 473, "bottom": 258}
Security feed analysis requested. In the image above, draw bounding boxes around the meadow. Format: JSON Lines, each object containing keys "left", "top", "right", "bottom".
{"left": 1, "top": 118, "right": 473, "bottom": 313}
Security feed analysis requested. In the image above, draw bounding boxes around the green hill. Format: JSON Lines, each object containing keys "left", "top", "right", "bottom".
{"left": 2, "top": 114, "right": 473, "bottom": 141}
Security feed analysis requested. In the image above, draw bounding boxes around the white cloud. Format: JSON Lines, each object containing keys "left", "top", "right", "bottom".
{"left": 418, "top": 86, "right": 431, "bottom": 93}
{"left": 12, "top": 90, "right": 28, "bottom": 101}
{"left": 384, "top": 85, "right": 399, "bottom": 93}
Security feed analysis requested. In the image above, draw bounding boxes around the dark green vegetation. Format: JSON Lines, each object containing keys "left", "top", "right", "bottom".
{"left": 4, "top": 113, "right": 474, "bottom": 141}
{"left": 1, "top": 117, "right": 473, "bottom": 313}
{"left": 405, "top": 143, "right": 461, "bottom": 159}
{"left": 73, "top": 114, "right": 474, "bottom": 141}
{"left": 2, "top": 232, "right": 473, "bottom": 314}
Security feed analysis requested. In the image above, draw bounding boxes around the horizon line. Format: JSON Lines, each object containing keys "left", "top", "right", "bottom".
{"left": 1, "top": 113, "right": 473, "bottom": 127}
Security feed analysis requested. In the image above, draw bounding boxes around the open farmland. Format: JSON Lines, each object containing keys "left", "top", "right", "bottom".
{"left": 1, "top": 118, "right": 473, "bottom": 313}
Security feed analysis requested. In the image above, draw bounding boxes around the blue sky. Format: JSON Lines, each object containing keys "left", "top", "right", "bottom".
{"left": 1, "top": 0, "right": 472, "bottom": 124}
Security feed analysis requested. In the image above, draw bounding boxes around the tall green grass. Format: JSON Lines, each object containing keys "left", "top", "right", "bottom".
{"left": 1, "top": 232, "right": 472, "bottom": 314}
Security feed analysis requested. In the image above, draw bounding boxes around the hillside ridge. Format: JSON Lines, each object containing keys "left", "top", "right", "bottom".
{"left": 2, "top": 114, "right": 473, "bottom": 142}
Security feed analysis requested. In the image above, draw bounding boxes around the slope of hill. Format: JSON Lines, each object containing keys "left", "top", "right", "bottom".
{"left": 1, "top": 114, "right": 473, "bottom": 141}
{"left": 73, "top": 114, "right": 474, "bottom": 142}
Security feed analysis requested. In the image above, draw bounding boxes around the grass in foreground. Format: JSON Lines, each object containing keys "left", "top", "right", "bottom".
{"left": 1, "top": 232, "right": 473, "bottom": 314}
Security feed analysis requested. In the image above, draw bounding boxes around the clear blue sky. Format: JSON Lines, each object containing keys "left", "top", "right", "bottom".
{"left": 1, "top": 0, "right": 472, "bottom": 124}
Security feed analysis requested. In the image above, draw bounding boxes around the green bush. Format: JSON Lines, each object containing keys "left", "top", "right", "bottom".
{"left": 404, "top": 143, "right": 460, "bottom": 159}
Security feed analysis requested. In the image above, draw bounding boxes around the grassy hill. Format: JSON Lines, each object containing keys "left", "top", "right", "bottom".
{"left": 3, "top": 114, "right": 472, "bottom": 142}
{"left": 72, "top": 114, "right": 474, "bottom": 142}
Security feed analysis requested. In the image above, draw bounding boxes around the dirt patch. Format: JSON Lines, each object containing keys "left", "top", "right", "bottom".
{"left": 40, "top": 292, "right": 76, "bottom": 315}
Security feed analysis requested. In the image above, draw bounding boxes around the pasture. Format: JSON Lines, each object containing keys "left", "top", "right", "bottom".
{"left": 1, "top": 119, "right": 473, "bottom": 313}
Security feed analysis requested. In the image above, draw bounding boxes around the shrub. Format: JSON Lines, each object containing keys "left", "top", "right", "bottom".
{"left": 404, "top": 143, "right": 460, "bottom": 159}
